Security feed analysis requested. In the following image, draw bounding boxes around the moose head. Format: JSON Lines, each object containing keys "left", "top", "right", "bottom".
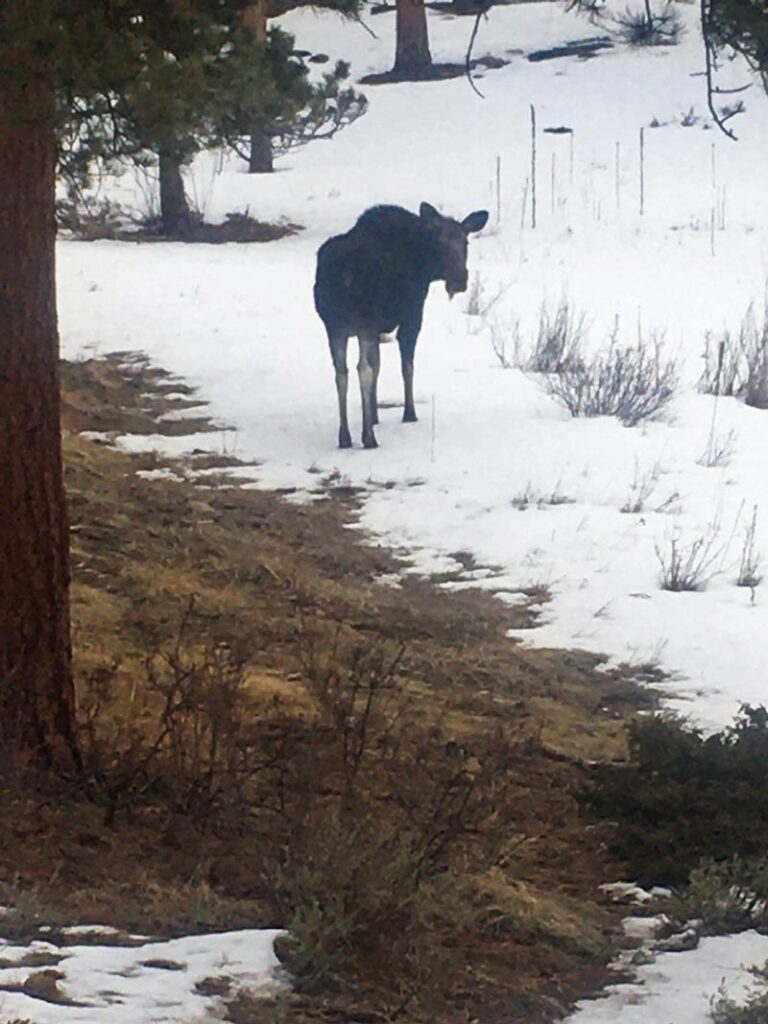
{"left": 419, "top": 201, "right": 489, "bottom": 298}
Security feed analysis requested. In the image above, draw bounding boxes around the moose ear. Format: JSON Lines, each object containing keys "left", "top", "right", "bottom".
{"left": 462, "top": 210, "right": 489, "bottom": 234}
{"left": 419, "top": 202, "right": 442, "bottom": 225}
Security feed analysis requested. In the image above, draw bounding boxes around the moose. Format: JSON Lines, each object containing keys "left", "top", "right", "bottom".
{"left": 314, "top": 202, "right": 489, "bottom": 449}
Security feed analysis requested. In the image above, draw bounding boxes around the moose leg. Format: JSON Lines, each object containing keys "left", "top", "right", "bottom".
{"left": 370, "top": 341, "right": 381, "bottom": 426}
{"left": 328, "top": 330, "right": 352, "bottom": 449}
{"left": 398, "top": 304, "right": 423, "bottom": 423}
{"left": 358, "top": 333, "right": 379, "bottom": 449}
{"left": 398, "top": 333, "right": 418, "bottom": 423}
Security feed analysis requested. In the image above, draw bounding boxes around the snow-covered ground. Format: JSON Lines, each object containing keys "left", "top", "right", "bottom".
{"left": 569, "top": 930, "right": 768, "bottom": 1024}
{"left": 52, "top": 6, "right": 768, "bottom": 1020}
{"left": 0, "top": 924, "right": 282, "bottom": 1022}
{"left": 58, "top": 1, "right": 768, "bottom": 731}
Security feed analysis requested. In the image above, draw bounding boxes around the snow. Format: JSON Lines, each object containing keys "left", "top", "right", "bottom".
{"left": 52, "top": 4, "right": 768, "bottom": 1019}
{"left": 568, "top": 931, "right": 768, "bottom": 1024}
{"left": 57, "top": 1, "right": 768, "bottom": 732}
{"left": 0, "top": 928, "right": 282, "bottom": 1023}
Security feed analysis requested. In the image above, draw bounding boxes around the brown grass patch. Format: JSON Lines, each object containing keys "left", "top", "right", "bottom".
{"left": 0, "top": 352, "right": 657, "bottom": 1023}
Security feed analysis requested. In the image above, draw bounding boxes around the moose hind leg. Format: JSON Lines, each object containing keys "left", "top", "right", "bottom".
{"left": 358, "top": 333, "right": 379, "bottom": 449}
{"left": 328, "top": 331, "right": 352, "bottom": 448}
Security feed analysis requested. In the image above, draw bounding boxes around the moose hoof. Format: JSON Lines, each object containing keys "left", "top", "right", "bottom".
{"left": 362, "top": 434, "right": 379, "bottom": 450}
{"left": 338, "top": 431, "right": 352, "bottom": 449}
{"left": 403, "top": 410, "right": 418, "bottom": 423}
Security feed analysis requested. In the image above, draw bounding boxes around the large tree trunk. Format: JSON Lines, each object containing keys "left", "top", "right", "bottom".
{"left": 393, "top": 0, "right": 433, "bottom": 78}
{"left": 158, "top": 152, "right": 194, "bottom": 237}
{"left": 0, "top": 44, "right": 80, "bottom": 772}
{"left": 241, "top": 0, "right": 274, "bottom": 174}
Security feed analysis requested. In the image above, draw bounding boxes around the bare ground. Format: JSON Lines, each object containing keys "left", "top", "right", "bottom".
{"left": 0, "top": 353, "right": 657, "bottom": 1023}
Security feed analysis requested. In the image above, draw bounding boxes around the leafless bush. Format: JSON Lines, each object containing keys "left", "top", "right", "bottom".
{"left": 489, "top": 317, "right": 522, "bottom": 369}
{"left": 465, "top": 276, "right": 511, "bottom": 320}
{"left": 621, "top": 458, "right": 679, "bottom": 513}
{"left": 77, "top": 600, "right": 534, "bottom": 999}
{"left": 530, "top": 299, "right": 589, "bottom": 374}
{"left": 545, "top": 326, "right": 678, "bottom": 426}
{"left": 698, "top": 426, "right": 738, "bottom": 468}
{"left": 222, "top": 616, "right": 529, "bottom": 992}
{"left": 700, "top": 303, "right": 768, "bottom": 408}
{"left": 738, "top": 506, "right": 763, "bottom": 590}
{"left": 78, "top": 599, "right": 266, "bottom": 826}
{"left": 655, "top": 527, "right": 723, "bottom": 592}
{"left": 511, "top": 482, "right": 576, "bottom": 510}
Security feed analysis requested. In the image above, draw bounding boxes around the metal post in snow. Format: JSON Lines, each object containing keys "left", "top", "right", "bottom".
{"left": 530, "top": 104, "right": 537, "bottom": 230}
{"left": 639, "top": 127, "right": 645, "bottom": 216}
{"left": 496, "top": 155, "right": 501, "bottom": 225}
{"left": 551, "top": 153, "right": 556, "bottom": 214}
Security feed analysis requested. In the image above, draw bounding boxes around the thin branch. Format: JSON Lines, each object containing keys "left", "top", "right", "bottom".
{"left": 465, "top": 2, "right": 493, "bottom": 99}
{"left": 702, "top": 0, "right": 738, "bottom": 139}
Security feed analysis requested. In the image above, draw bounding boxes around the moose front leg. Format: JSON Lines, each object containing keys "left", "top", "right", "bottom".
{"left": 398, "top": 333, "right": 418, "bottom": 423}
{"left": 370, "top": 341, "right": 380, "bottom": 426}
{"left": 398, "top": 304, "right": 423, "bottom": 423}
{"left": 358, "top": 333, "right": 380, "bottom": 449}
{"left": 328, "top": 330, "right": 352, "bottom": 449}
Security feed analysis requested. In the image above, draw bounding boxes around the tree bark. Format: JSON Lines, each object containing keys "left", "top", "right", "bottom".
{"left": 0, "top": 41, "right": 80, "bottom": 771}
{"left": 242, "top": 0, "right": 275, "bottom": 174}
{"left": 248, "top": 130, "right": 274, "bottom": 173}
{"left": 393, "top": 0, "right": 433, "bottom": 78}
{"left": 158, "top": 152, "right": 194, "bottom": 237}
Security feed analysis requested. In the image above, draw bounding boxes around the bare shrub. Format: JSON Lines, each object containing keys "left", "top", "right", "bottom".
{"left": 246, "top": 621, "right": 530, "bottom": 992}
{"left": 489, "top": 317, "right": 522, "bottom": 369}
{"left": 698, "top": 426, "right": 738, "bottom": 468}
{"left": 78, "top": 599, "right": 266, "bottom": 827}
{"left": 465, "top": 272, "right": 485, "bottom": 316}
{"left": 655, "top": 527, "right": 722, "bottom": 592}
{"left": 700, "top": 303, "right": 768, "bottom": 408}
{"left": 511, "top": 482, "right": 576, "bottom": 509}
{"left": 738, "top": 506, "right": 763, "bottom": 590}
{"left": 614, "top": 3, "right": 683, "bottom": 46}
{"left": 545, "top": 326, "right": 678, "bottom": 426}
{"left": 487, "top": 299, "right": 586, "bottom": 373}
{"left": 621, "top": 459, "right": 661, "bottom": 514}
{"left": 530, "top": 298, "right": 588, "bottom": 374}
{"left": 620, "top": 459, "right": 680, "bottom": 514}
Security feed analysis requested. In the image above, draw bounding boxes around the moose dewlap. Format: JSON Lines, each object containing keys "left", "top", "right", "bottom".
{"left": 314, "top": 201, "right": 488, "bottom": 450}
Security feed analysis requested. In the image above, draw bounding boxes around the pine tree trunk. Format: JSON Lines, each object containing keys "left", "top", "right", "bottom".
{"left": 158, "top": 153, "right": 194, "bottom": 237}
{"left": 393, "top": 0, "right": 433, "bottom": 78}
{"left": 0, "top": 46, "right": 80, "bottom": 771}
{"left": 242, "top": 0, "right": 275, "bottom": 174}
{"left": 248, "top": 130, "right": 274, "bottom": 173}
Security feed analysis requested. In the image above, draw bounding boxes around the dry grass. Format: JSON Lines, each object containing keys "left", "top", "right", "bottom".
{"left": 0, "top": 353, "right": 658, "bottom": 1023}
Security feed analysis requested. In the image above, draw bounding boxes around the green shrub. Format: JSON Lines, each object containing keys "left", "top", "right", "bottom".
{"left": 712, "top": 964, "right": 768, "bottom": 1024}
{"left": 586, "top": 706, "right": 768, "bottom": 885}
{"left": 669, "top": 857, "right": 768, "bottom": 934}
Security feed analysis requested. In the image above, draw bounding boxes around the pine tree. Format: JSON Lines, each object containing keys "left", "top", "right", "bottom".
{"left": 0, "top": 23, "right": 79, "bottom": 771}
{"left": 706, "top": 0, "right": 768, "bottom": 82}
{"left": 239, "top": 0, "right": 366, "bottom": 174}
{"left": 1, "top": 0, "right": 349, "bottom": 769}
{"left": 393, "top": 0, "right": 433, "bottom": 78}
